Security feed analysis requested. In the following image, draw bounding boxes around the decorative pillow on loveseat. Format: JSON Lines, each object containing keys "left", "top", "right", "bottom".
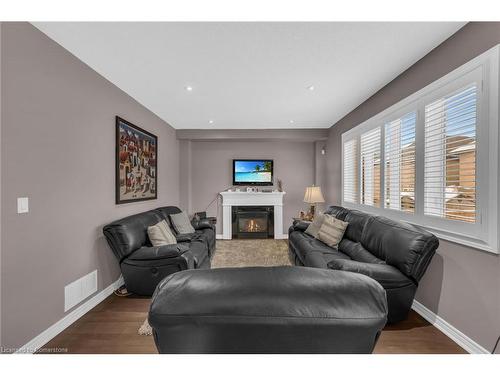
{"left": 169, "top": 212, "right": 196, "bottom": 234}
{"left": 317, "top": 214, "right": 349, "bottom": 248}
{"left": 147, "top": 220, "right": 177, "bottom": 246}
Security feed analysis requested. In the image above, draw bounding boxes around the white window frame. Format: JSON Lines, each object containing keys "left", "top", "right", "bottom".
{"left": 384, "top": 109, "right": 417, "bottom": 212}
{"left": 341, "top": 45, "right": 499, "bottom": 254}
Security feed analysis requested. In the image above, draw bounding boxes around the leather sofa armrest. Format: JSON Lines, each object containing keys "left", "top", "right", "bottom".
{"left": 191, "top": 218, "right": 214, "bottom": 231}
{"left": 327, "top": 259, "right": 414, "bottom": 289}
{"left": 126, "top": 244, "right": 190, "bottom": 262}
{"left": 292, "top": 220, "right": 311, "bottom": 232}
{"left": 328, "top": 259, "right": 391, "bottom": 276}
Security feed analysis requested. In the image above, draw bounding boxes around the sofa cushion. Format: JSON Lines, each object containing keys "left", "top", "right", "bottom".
{"left": 325, "top": 206, "right": 349, "bottom": 220}
{"left": 327, "top": 259, "right": 414, "bottom": 289}
{"left": 292, "top": 220, "right": 310, "bottom": 232}
{"left": 174, "top": 230, "right": 214, "bottom": 249}
{"left": 338, "top": 239, "right": 385, "bottom": 265}
{"left": 148, "top": 220, "right": 177, "bottom": 246}
{"left": 304, "top": 213, "right": 325, "bottom": 238}
{"left": 317, "top": 214, "right": 348, "bottom": 247}
{"left": 170, "top": 212, "right": 196, "bottom": 234}
{"left": 289, "top": 230, "right": 350, "bottom": 268}
{"left": 320, "top": 251, "right": 352, "bottom": 267}
{"left": 154, "top": 206, "right": 182, "bottom": 222}
{"left": 342, "top": 209, "right": 373, "bottom": 243}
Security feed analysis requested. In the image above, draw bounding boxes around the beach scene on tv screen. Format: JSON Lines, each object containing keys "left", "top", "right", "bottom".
{"left": 234, "top": 160, "right": 272, "bottom": 182}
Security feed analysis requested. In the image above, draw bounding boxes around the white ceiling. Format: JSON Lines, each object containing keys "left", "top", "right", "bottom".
{"left": 33, "top": 22, "right": 465, "bottom": 129}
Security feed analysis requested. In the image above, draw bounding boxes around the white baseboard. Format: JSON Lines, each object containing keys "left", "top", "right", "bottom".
{"left": 15, "top": 275, "right": 124, "bottom": 354}
{"left": 412, "top": 300, "right": 490, "bottom": 354}
{"left": 17, "top": 275, "right": 485, "bottom": 354}
{"left": 216, "top": 234, "right": 288, "bottom": 240}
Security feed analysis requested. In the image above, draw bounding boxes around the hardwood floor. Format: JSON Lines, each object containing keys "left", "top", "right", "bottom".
{"left": 41, "top": 294, "right": 466, "bottom": 354}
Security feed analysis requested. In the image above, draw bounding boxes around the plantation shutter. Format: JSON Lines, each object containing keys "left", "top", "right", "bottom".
{"left": 343, "top": 138, "right": 358, "bottom": 203}
{"left": 360, "top": 127, "right": 381, "bottom": 207}
{"left": 384, "top": 112, "right": 416, "bottom": 212}
{"left": 424, "top": 84, "right": 477, "bottom": 223}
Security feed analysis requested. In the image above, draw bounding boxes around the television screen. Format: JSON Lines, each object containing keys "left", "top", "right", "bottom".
{"left": 233, "top": 159, "right": 273, "bottom": 186}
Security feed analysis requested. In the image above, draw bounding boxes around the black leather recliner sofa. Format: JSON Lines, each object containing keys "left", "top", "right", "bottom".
{"left": 288, "top": 206, "right": 439, "bottom": 323}
{"left": 103, "top": 206, "right": 216, "bottom": 296}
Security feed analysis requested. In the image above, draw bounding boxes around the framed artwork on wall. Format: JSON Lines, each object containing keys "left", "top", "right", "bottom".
{"left": 115, "top": 116, "right": 158, "bottom": 204}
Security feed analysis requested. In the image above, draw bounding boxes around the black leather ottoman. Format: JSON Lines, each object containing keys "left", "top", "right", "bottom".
{"left": 149, "top": 266, "right": 388, "bottom": 353}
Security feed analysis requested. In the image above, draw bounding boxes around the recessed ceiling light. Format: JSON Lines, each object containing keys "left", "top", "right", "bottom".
{"left": 307, "top": 85, "right": 315, "bottom": 91}
{"left": 185, "top": 86, "right": 193, "bottom": 91}
{"left": 208, "top": 120, "right": 214, "bottom": 124}
{"left": 289, "top": 120, "right": 295, "bottom": 124}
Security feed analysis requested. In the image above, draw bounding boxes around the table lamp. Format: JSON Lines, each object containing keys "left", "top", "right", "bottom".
{"left": 303, "top": 185, "right": 325, "bottom": 220}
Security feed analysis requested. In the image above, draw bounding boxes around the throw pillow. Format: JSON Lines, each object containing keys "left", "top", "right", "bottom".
{"left": 317, "top": 214, "right": 349, "bottom": 248}
{"left": 304, "top": 213, "right": 326, "bottom": 238}
{"left": 147, "top": 220, "right": 177, "bottom": 247}
{"left": 169, "top": 212, "right": 196, "bottom": 234}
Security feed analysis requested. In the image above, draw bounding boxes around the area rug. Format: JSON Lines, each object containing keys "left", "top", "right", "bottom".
{"left": 138, "top": 239, "right": 291, "bottom": 335}
{"left": 211, "top": 239, "right": 291, "bottom": 268}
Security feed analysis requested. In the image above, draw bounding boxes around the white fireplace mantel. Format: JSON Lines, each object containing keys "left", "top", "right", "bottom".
{"left": 220, "top": 191, "right": 286, "bottom": 240}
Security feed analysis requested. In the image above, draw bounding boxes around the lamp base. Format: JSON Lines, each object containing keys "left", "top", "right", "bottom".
{"left": 306, "top": 205, "right": 315, "bottom": 221}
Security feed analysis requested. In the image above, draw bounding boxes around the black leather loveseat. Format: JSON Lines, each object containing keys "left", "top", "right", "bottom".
{"left": 103, "top": 206, "right": 216, "bottom": 296}
{"left": 289, "top": 206, "right": 439, "bottom": 323}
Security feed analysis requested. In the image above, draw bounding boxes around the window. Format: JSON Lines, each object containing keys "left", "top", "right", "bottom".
{"left": 424, "top": 85, "right": 477, "bottom": 223}
{"left": 360, "top": 127, "right": 381, "bottom": 207}
{"left": 385, "top": 111, "right": 416, "bottom": 212}
{"left": 341, "top": 45, "right": 499, "bottom": 253}
{"left": 343, "top": 138, "right": 358, "bottom": 203}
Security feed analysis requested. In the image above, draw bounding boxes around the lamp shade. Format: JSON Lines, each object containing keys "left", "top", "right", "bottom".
{"left": 303, "top": 186, "right": 325, "bottom": 204}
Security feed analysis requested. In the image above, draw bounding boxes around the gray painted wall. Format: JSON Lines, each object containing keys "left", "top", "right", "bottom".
{"left": 325, "top": 22, "right": 500, "bottom": 353}
{"left": 0, "top": 23, "right": 180, "bottom": 349}
{"left": 180, "top": 136, "right": 327, "bottom": 235}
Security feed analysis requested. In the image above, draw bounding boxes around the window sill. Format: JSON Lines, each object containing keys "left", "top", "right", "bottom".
{"left": 408, "top": 223, "right": 498, "bottom": 255}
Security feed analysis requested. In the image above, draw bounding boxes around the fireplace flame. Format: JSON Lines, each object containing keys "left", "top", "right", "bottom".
{"left": 246, "top": 219, "right": 261, "bottom": 232}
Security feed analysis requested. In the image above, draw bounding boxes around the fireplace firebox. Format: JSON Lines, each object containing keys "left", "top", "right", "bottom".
{"left": 232, "top": 206, "right": 274, "bottom": 239}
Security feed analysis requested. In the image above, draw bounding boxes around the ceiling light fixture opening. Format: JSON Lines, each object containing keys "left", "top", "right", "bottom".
{"left": 185, "top": 86, "right": 193, "bottom": 91}
{"left": 307, "top": 85, "right": 315, "bottom": 91}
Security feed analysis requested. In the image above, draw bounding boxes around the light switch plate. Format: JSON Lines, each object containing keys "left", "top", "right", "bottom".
{"left": 17, "top": 197, "right": 29, "bottom": 214}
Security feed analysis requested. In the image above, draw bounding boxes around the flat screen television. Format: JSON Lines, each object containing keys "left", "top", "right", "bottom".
{"left": 233, "top": 159, "right": 273, "bottom": 186}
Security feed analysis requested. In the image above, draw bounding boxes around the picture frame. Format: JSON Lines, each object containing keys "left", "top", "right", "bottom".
{"left": 115, "top": 116, "right": 158, "bottom": 204}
